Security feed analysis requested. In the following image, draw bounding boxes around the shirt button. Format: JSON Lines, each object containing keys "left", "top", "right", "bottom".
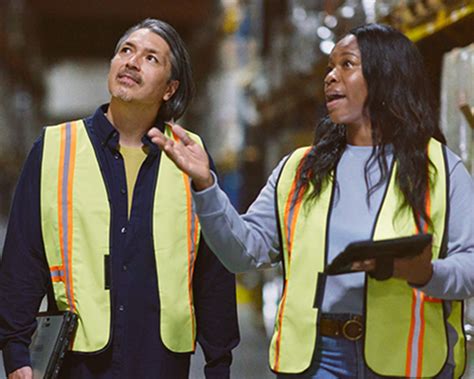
{"left": 119, "top": 305, "right": 124, "bottom": 311}
{"left": 121, "top": 227, "right": 127, "bottom": 234}
{"left": 114, "top": 154, "right": 119, "bottom": 160}
{"left": 120, "top": 188, "right": 126, "bottom": 195}
{"left": 122, "top": 265, "right": 127, "bottom": 271}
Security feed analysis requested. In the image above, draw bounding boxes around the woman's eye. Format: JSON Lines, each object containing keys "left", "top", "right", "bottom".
{"left": 343, "top": 60, "right": 354, "bottom": 68}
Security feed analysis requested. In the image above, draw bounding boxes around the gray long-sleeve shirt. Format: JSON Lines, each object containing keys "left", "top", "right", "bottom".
{"left": 193, "top": 144, "right": 474, "bottom": 314}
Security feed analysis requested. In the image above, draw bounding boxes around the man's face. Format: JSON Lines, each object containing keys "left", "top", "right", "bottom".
{"left": 108, "top": 28, "right": 179, "bottom": 109}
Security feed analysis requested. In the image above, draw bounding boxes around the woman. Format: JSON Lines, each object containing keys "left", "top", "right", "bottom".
{"left": 149, "top": 24, "right": 474, "bottom": 378}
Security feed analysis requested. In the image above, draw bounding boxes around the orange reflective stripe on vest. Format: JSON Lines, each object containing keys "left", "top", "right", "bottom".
{"left": 404, "top": 174, "right": 441, "bottom": 377}
{"left": 185, "top": 179, "right": 198, "bottom": 345}
{"left": 56, "top": 121, "right": 78, "bottom": 313}
{"left": 273, "top": 147, "right": 313, "bottom": 372}
{"left": 49, "top": 266, "right": 64, "bottom": 283}
{"left": 406, "top": 289, "right": 443, "bottom": 377}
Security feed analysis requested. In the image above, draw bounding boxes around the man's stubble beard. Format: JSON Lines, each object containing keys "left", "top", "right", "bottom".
{"left": 114, "top": 87, "right": 135, "bottom": 103}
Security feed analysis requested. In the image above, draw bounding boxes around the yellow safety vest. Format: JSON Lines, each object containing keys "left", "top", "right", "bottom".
{"left": 41, "top": 120, "right": 202, "bottom": 353}
{"left": 271, "top": 139, "right": 465, "bottom": 377}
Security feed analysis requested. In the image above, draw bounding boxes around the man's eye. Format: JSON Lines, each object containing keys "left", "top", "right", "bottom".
{"left": 120, "top": 47, "right": 131, "bottom": 54}
{"left": 147, "top": 55, "right": 158, "bottom": 63}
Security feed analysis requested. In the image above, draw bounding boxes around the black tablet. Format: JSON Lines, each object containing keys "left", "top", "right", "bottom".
{"left": 325, "top": 234, "right": 432, "bottom": 277}
{"left": 30, "top": 311, "right": 78, "bottom": 379}
{"left": 0, "top": 312, "right": 77, "bottom": 379}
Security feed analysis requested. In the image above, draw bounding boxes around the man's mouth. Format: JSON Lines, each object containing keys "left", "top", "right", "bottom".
{"left": 117, "top": 71, "right": 141, "bottom": 85}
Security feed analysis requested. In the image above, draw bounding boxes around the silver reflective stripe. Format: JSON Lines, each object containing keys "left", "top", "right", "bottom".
{"left": 408, "top": 290, "right": 424, "bottom": 376}
{"left": 50, "top": 269, "right": 65, "bottom": 279}
{"left": 61, "top": 122, "right": 75, "bottom": 312}
{"left": 189, "top": 206, "right": 198, "bottom": 272}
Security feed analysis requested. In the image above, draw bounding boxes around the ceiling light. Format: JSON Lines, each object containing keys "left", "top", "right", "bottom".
{"left": 320, "top": 40, "right": 335, "bottom": 55}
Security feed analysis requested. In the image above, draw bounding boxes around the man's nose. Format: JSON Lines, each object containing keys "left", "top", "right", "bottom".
{"left": 125, "top": 54, "right": 140, "bottom": 70}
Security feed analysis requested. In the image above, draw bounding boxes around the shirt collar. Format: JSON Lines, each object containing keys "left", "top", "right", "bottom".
{"left": 91, "top": 103, "right": 165, "bottom": 155}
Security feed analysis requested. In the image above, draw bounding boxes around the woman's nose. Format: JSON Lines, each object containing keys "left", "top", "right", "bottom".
{"left": 324, "top": 68, "right": 338, "bottom": 86}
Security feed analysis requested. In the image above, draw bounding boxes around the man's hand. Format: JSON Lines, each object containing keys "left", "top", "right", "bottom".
{"left": 148, "top": 123, "right": 214, "bottom": 190}
{"left": 8, "top": 366, "right": 32, "bottom": 379}
{"left": 351, "top": 244, "right": 433, "bottom": 286}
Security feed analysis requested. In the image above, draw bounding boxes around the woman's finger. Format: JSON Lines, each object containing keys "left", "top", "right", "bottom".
{"left": 170, "top": 123, "right": 194, "bottom": 146}
{"left": 148, "top": 127, "right": 168, "bottom": 147}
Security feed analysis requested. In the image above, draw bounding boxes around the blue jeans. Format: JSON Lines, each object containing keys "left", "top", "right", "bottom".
{"left": 277, "top": 314, "right": 455, "bottom": 378}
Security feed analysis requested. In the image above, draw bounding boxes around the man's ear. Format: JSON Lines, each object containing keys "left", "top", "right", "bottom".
{"left": 163, "top": 80, "right": 179, "bottom": 101}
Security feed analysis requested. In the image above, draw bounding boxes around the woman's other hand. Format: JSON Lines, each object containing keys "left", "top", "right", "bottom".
{"left": 351, "top": 244, "right": 433, "bottom": 286}
{"left": 392, "top": 243, "right": 433, "bottom": 286}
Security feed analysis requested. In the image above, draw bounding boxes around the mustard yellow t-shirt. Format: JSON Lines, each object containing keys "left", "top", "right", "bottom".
{"left": 120, "top": 145, "right": 147, "bottom": 218}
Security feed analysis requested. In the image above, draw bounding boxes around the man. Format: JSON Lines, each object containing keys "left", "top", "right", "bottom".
{"left": 0, "top": 18, "right": 239, "bottom": 379}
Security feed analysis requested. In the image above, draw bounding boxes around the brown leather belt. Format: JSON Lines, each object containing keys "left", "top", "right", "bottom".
{"left": 319, "top": 315, "right": 363, "bottom": 341}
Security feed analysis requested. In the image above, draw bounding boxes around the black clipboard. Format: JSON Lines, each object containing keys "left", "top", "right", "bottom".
{"left": 29, "top": 311, "right": 78, "bottom": 379}
{"left": 325, "top": 234, "right": 432, "bottom": 280}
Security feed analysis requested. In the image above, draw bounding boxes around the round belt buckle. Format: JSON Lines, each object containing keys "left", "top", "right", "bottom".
{"left": 342, "top": 319, "right": 363, "bottom": 341}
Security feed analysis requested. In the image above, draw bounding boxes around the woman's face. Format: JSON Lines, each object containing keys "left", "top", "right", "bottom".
{"left": 324, "top": 34, "right": 370, "bottom": 129}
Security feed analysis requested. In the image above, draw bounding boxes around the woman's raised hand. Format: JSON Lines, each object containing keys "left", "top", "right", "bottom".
{"left": 148, "top": 123, "right": 214, "bottom": 190}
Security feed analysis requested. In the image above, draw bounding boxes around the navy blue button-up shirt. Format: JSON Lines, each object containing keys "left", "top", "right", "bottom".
{"left": 0, "top": 105, "right": 239, "bottom": 378}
